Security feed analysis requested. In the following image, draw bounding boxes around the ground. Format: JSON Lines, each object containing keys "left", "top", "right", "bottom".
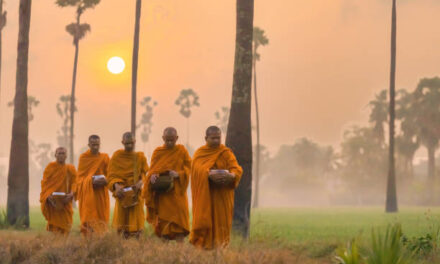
{"left": 0, "top": 207, "right": 439, "bottom": 263}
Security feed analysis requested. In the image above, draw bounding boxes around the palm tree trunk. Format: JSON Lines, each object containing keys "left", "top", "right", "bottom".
{"left": 252, "top": 49, "right": 261, "bottom": 209}
{"left": 386, "top": 0, "right": 398, "bottom": 213}
{"left": 69, "top": 42, "right": 78, "bottom": 165}
{"left": 226, "top": 0, "right": 254, "bottom": 238}
{"left": 69, "top": 14, "right": 80, "bottom": 165}
{"left": 131, "top": 0, "right": 142, "bottom": 137}
{"left": 7, "top": 0, "right": 32, "bottom": 227}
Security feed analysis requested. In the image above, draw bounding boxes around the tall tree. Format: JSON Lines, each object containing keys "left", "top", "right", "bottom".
{"left": 131, "top": 0, "right": 142, "bottom": 136}
{"left": 56, "top": 95, "right": 75, "bottom": 148}
{"left": 226, "top": 0, "right": 254, "bottom": 238}
{"left": 412, "top": 77, "right": 440, "bottom": 203}
{"left": 0, "top": 0, "right": 6, "bottom": 110}
{"left": 252, "top": 27, "right": 268, "bottom": 209}
{"left": 175, "top": 88, "right": 200, "bottom": 147}
{"left": 55, "top": 0, "right": 100, "bottom": 165}
{"left": 8, "top": 95, "right": 39, "bottom": 122}
{"left": 386, "top": 0, "right": 398, "bottom": 213}
{"left": 368, "top": 90, "right": 388, "bottom": 145}
{"left": 137, "top": 96, "right": 157, "bottom": 152}
{"left": 215, "top": 106, "right": 230, "bottom": 134}
{"left": 7, "top": 0, "right": 32, "bottom": 227}
{"left": 395, "top": 89, "right": 419, "bottom": 180}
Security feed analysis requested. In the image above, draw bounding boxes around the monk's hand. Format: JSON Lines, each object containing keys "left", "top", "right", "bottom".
{"left": 133, "top": 180, "right": 143, "bottom": 193}
{"left": 47, "top": 195, "right": 56, "bottom": 207}
{"left": 114, "top": 183, "right": 125, "bottom": 199}
{"left": 169, "top": 170, "right": 179, "bottom": 179}
{"left": 150, "top": 174, "right": 159, "bottom": 184}
{"left": 63, "top": 193, "right": 74, "bottom": 204}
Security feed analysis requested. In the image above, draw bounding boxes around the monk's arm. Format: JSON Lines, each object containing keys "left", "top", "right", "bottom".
{"left": 106, "top": 157, "right": 125, "bottom": 192}
{"left": 225, "top": 150, "right": 243, "bottom": 188}
{"left": 177, "top": 150, "right": 191, "bottom": 191}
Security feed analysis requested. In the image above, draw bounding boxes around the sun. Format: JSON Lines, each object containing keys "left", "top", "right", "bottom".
{"left": 107, "top": 56, "right": 125, "bottom": 74}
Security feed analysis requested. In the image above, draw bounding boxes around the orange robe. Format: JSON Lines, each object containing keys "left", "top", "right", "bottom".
{"left": 107, "top": 149, "right": 148, "bottom": 233}
{"left": 143, "top": 144, "right": 191, "bottom": 239}
{"left": 76, "top": 150, "right": 110, "bottom": 236}
{"left": 189, "top": 144, "right": 243, "bottom": 249}
{"left": 40, "top": 162, "right": 77, "bottom": 235}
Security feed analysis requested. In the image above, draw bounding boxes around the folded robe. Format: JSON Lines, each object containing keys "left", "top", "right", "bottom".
{"left": 76, "top": 150, "right": 110, "bottom": 235}
{"left": 189, "top": 144, "right": 243, "bottom": 249}
{"left": 143, "top": 144, "right": 191, "bottom": 238}
{"left": 40, "top": 162, "right": 77, "bottom": 234}
{"left": 108, "top": 149, "right": 148, "bottom": 233}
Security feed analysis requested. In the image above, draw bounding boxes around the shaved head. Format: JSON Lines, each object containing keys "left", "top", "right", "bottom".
{"left": 55, "top": 147, "right": 67, "bottom": 164}
{"left": 163, "top": 127, "right": 177, "bottom": 136}
{"left": 122, "top": 132, "right": 134, "bottom": 141}
{"left": 206, "top": 126, "right": 221, "bottom": 136}
{"left": 122, "top": 132, "right": 136, "bottom": 152}
{"left": 55, "top": 147, "right": 67, "bottom": 154}
{"left": 163, "top": 127, "right": 179, "bottom": 148}
{"left": 205, "top": 126, "right": 222, "bottom": 148}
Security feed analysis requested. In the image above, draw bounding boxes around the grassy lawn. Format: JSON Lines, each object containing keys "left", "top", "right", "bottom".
{"left": 2, "top": 206, "right": 439, "bottom": 263}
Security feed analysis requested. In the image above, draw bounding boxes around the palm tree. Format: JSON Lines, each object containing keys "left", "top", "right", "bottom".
{"left": 395, "top": 89, "right": 419, "bottom": 180}
{"left": 252, "top": 27, "right": 268, "bottom": 209}
{"left": 0, "top": 0, "right": 6, "bottom": 110}
{"left": 368, "top": 90, "right": 388, "bottom": 145}
{"left": 175, "top": 88, "right": 200, "bottom": 147}
{"left": 131, "top": 0, "right": 142, "bottom": 137}
{"left": 55, "top": 0, "right": 100, "bottom": 165}
{"left": 214, "top": 106, "right": 230, "bottom": 134}
{"left": 226, "top": 0, "right": 254, "bottom": 238}
{"left": 386, "top": 0, "right": 398, "bottom": 213}
{"left": 7, "top": 0, "right": 32, "bottom": 227}
{"left": 137, "top": 96, "right": 157, "bottom": 153}
{"left": 412, "top": 77, "right": 440, "bottom": 203}
{"left": 8, "top": 95, "right": 40, "bottom": 122}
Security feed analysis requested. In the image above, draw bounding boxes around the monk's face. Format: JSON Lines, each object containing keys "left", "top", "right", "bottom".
{"left": 122, "top": 137, "right": 136, "bottom": 152}
{"left": 206, "top": 131, "right": 221, "bottom": 148}
{"left": 163, "top": 132, "right": 178, "bottom": 149}
{"left": 55, "top": 148, "right": 67, "bottom": 164}
{"left": 88, "top": 138, "right": 100, "bottom": 154}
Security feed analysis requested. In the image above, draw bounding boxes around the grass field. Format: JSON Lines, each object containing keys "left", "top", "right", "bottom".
{"left": 1, "top": 207, "right": 440, "bottom": 263}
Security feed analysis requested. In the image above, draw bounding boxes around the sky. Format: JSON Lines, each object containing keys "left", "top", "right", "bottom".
{"left": 1, "top": 0, "right": 440, "bottom": 161}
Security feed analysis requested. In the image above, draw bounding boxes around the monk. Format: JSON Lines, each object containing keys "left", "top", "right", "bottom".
{"left": 40, "top": 147, "right": 77, "bottom": 235}
{"left": 108, "top": 132, "right": 148, "bottom": 238}
{"left": 190, "top": 126, "right": 243, "bottom": 249}
{"left": 76, "top": 135, "right": 110, "bottom": 236}
{"left": 143, "top": 127, "right": 191, "bottom": 242}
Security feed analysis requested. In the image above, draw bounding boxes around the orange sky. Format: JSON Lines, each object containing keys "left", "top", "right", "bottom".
{"left": 1, "top": 0, "right": 440, "bottom": 159}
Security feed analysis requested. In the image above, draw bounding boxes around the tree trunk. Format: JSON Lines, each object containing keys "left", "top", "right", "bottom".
{"left": 131, "top": 0, "right": 142, "bottom": 137}
{"left": 69, "top": 14, "right": 80, "bottom": 165}
{"left": 69, "top": 42, "right": 79, "bottom": 165}
{"left": 226, "top": 0, "right": 254, "bottom": 238}
{"left": 0, "top": 0, "right": 3, "bottom": 109}
{"left": 252, "top": 48, "right": 260, "bottom": 209}
{"left": 7, "top": 0, "right": 32, "bottom": 227}
{"left": 427, "top": 145, "right": 436, "bottom": 203}
{"left": 386, "top": 0, "right": 398, "bottom": 213}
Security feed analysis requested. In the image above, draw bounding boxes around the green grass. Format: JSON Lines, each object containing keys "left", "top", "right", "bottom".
{"left": 4, "top": 206, "right": 440, "bottom": 262}
{"left": 24, "top": 206, "right": 440, "bottom": 239}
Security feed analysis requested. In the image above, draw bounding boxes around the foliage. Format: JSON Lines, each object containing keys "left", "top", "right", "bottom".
{"left": 8, "top": 95, "right": 40, "bottom": 122}
{"left": 334, "top": 238, "right": 363, "bottom": 264}
{"left": 137, "top": 96, "right": 158, "bottom": 144}
{"left": 366, "top": 224, "right": 413, "bottom": 264}
{"left": 56, "top": 95, "right": 76, "bottom": 148}
{"left": 175, "top": 88, "right": 200, "bottom": 119}
{"left": 214, "top": 106, "right": 229, "bottom": 134}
